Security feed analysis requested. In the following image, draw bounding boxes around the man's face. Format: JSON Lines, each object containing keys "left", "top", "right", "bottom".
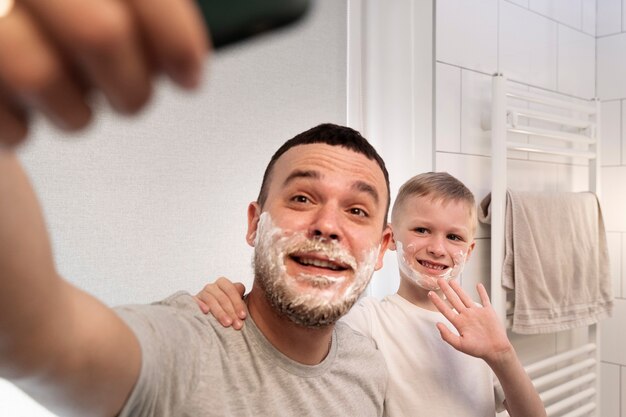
{"left": 392, "top": 195, "right": 475, "bottom": 290}
{"left": 247, "top": 143, "right": 391, "bottom": 327}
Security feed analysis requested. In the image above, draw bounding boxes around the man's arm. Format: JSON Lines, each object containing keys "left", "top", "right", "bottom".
{"left": 0, "top": 151, "right": 141, "bottom": 417}
{"left": 429, "top": 279, "right": 546, "bottom": 417}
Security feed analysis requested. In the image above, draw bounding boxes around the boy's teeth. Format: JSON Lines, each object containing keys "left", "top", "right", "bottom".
{"left": 420, "top": 260, "right": 446, "bottom": 270}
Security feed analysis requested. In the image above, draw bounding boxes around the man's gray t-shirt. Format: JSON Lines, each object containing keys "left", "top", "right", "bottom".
{"left": 115, "top": 292, "right": 388, "bottom": 417}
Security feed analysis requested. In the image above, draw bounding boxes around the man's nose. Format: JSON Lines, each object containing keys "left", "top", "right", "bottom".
{"left": 309, "top": 205, "right": 341, "bottom": 241}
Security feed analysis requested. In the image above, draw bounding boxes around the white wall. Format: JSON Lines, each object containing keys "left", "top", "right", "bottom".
{"left": 596, "top": 0, "right": 626, "bottom": 414}
{"left": 0, "top": 1, "right": 349, "bottom": 415}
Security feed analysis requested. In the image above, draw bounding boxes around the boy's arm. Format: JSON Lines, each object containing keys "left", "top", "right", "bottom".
{"left": 428, "top": 279, "right": 546, "bottom": 417}
{"left": 0, "top": 151, "right": 141, "bottom": 417}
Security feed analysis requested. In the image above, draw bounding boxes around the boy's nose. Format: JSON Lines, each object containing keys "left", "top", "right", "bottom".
{"left": 426, "top": 237, "right": 446, "bottom": 257}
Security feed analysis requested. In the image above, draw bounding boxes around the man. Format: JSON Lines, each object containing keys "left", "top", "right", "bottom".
{"left": 0, "top": 123, "right": 392, "bottom": 416}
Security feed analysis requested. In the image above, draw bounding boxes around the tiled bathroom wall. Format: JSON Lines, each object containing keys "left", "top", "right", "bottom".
{"left": 436, "top": 0, "right": 625, "bottom": 415}
{"left": 597, "top": 0, "right": 626, "bottom": 414}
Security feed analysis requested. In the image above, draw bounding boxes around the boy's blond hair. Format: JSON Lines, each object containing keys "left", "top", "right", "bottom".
{"left": 391, "top": 172, "right": 477, "bottom": 236}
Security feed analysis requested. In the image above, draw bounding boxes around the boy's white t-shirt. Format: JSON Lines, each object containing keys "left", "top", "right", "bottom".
{"left": 342, "top": 294, "right": 506, "bottom": 417}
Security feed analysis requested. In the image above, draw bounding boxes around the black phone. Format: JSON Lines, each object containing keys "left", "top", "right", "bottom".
{"left": 195, "top": 0, "right": 312, "bottom": 49}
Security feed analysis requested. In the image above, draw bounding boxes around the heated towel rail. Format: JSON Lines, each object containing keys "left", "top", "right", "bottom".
{"left": 489, "top": 74, "right": 601, "bottom": 417}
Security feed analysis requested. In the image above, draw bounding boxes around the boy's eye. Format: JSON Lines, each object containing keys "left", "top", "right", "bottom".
{"left": 447, "top": 234, "right": 463, "bottom": 242}
{"left": 349, "top": 208, "right": 368, "bottom": 217}
{"left": 414, "top": 227, "right": 428, "bottom": 234}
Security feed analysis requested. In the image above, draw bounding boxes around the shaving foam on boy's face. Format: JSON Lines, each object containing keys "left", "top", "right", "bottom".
{"left": 253, "top": 212, "right": 380, "bottom": 328}
{"left": 396, "top": 240, "right": 467, "bottom": 291}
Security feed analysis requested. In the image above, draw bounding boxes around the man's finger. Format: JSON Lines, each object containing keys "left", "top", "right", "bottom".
{"left": 0, "top": 99, "right": 28, "bottom": 146}
{"left": 130, "top": 0, "right": 209, "bottom": 89}
{"left": 0, "top": 4, "right": 92, "bottom": 131}
{"left": 21, "top": 0, "right": 152, "bottom": 113}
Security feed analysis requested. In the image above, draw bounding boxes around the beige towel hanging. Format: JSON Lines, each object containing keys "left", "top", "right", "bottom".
{"left": 479, "top": 191, "right": 613, "bottom": 334}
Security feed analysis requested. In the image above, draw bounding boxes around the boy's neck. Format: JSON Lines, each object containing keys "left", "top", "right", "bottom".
{"left": 397, "top": 278, "right": 443, "bottom": 312}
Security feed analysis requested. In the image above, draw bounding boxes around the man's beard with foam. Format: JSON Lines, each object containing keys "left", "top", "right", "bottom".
{"left": 253, "top": 212, "right": 379, "bottom": 328}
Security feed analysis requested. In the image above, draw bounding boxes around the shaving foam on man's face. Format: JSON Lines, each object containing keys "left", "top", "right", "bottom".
{"left": 253, "top": 212, "right": 380, "bottom": 328}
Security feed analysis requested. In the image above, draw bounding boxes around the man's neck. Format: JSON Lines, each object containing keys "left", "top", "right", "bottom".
{"left": 246, "top": 284, "right": 334, "bottom": 365}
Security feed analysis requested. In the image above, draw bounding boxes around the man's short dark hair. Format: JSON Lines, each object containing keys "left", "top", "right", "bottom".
{"left": 257, "top": 123, "right": 390, "bottom": 225}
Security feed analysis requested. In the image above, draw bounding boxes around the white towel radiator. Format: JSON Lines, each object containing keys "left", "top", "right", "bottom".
{"left": 489, "top": 74, "right": 602, "bottom": 417}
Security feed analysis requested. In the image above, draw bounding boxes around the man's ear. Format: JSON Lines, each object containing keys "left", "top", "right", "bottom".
{"left": 246, "top": 202, "right": 261, "bottom": 247}
{"left": 374, "top": 224, "right": 393, "bottom": 271}
{"left": 388, "top": 224, "right": 397, "bottom": 251}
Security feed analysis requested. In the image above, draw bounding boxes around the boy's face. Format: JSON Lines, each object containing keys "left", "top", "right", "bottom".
{"left": 391, "top": 194, "right": 475, "bottom": 289}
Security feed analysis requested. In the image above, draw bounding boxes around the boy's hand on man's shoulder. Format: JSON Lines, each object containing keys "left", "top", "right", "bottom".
{"left": 194, "top": 277, "right": 248, "bottom": 329}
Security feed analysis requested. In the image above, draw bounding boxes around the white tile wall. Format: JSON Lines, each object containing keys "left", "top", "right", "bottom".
{"left": 597, "top": 0, "right": 622, "bottom": 36}
{"left": 607, "top": 232, "right": 622, "bottom": 297}
{"left": 436, "top": 0, "right": 498, "bottom": 73}
{"left": 601, "top": 166, "right": 626, "bottom": 231}
{"left": 601, "top": 362, "right": 621, "bottom": 417}
{"left": 557, "top": 25, "right": 596, "bottom": 98}
{"left": 435, "top": 152, "right": 492, "bottom": 239}
{"left": 622, "top": 101, "right": 626, "bottom": 165}
{"left": 530, "top": 0, "right": 582, "bottom": 29}
{"left": 597, "top": 33, "right": 626, "bottom": 100}
{"left": 505, "top": 0, "right": 529, "bottom": 7}
{"left": 436, "top": 63, "right": 461, "bottom": 152}
{"left": 500, "top": 1, "right": 558, "bottom": 90}
{"left": 554, "top": 163, "right": 591, "bottom": 192}
{"left": 600, "top": 298, "right": 626, "bottom": 364}
{"left": 582, "top": 0, "right": 597, "bottom": 35}
{"left": 622, "top": 367, "right": 626, "bottom": 417}
{"left": 460, "top": 70, "right": 492, "bottom": 156}
{"left": 622, "top": 234, "right": 626, "bottom": 297}
{"left": 602, "top": 100, "right": 622, "bottom": 166}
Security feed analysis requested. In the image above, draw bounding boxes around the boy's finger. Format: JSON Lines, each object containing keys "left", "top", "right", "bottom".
{"left": 476, "top": 283, "right": 491, "bottom": 307}
{"left": 428, "top": 290, "right": 457, "bottom": 324}
{"left": 205, "top": 298, "right": 233, "bottom": 327}
{"left": 437, "top": 279, "right": 466, "bottom": 313}
{"left": 217, "top": 278, "right": 247, "bottom": 319}
{"left": 192, "top": 296, "right": 209, "bottom": 314}
{"left": 436, "top": 322, "right": 461, "bottom": 350}
{"left": 449, "top": 279, "right": 475, "bottom": 308}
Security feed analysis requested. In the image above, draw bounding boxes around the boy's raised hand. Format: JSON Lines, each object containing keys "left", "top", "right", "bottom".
{"left": 195, "top": 277, "right": 248, "bottom": 329}
{"left": 428, "top": 279, "right": 514, "bottom": 366}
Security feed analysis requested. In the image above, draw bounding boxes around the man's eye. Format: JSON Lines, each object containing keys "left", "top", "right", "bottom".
{"left": 292, "top": 195, "right": 309, "bottom": 203}
{"left": 350, "top": 208, "right": 368, "bottom": 217}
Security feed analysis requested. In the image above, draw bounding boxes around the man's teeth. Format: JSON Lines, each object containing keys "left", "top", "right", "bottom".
{"left": 298, "top": 258, "right": 343, "bottom": 271}
{"left": 419, "top": 260, "right": 447, "bottom": 270}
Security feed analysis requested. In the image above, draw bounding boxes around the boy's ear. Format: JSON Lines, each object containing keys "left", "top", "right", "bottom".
{"left": 465, "top": 240, "right": 476, "bottom": 262}
{"left": 246, "top": 202, "right": 261, "bottom": 247}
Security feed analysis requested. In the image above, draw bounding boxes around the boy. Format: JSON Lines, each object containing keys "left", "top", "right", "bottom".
{"left": 197, "top": 172, "right": 545, "bottom": 417}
